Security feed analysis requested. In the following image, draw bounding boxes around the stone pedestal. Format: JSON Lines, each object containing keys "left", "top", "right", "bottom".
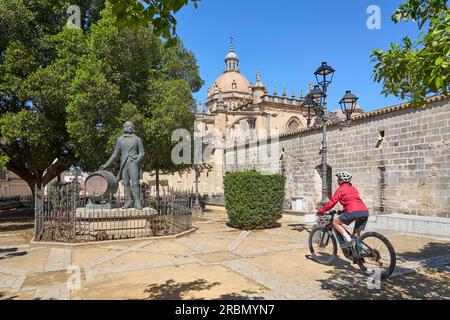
{"left": 75, "top": 207, "right": 158, "bottom": 219}
{"left": 74, "top": 207, "right": 161, "bottom": 240}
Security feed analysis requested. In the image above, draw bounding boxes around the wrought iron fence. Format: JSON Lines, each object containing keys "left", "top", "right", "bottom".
{"left": 34, "top": 183, "right": 194, "bottom": 243}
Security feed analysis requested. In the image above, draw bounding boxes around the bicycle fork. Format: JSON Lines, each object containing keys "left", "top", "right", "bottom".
{"left": 319, "top": 229, "right": 332, "bottom": 248}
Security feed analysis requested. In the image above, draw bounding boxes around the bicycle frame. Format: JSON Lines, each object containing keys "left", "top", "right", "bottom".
{"left": 312, "top": 210, "right": 396, "bottom": 279}
{"left": 319, "top": 212, "right": 372, "bottom": 259}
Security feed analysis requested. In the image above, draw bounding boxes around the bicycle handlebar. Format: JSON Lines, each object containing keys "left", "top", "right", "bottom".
{"left": 326, "top": 210, "right": 344, "bottom": 216}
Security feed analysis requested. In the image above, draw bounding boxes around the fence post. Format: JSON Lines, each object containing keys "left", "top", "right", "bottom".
{"left": 34, "top": 185, "right": 44, "bottom": 241}
{"left": 71, "top": 181, "right": 77, "bottom": 243}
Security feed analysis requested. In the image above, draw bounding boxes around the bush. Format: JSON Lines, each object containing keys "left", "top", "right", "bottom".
{"left": 224, "top": 171, "right": 285, "bottom": 230}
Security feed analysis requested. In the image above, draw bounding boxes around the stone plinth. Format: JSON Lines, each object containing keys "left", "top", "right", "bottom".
{"left": 75, "top": 207, "right": 158, "bottom": 219}
{"left": 74, "top": 207, "right": 164, "bottom": 240}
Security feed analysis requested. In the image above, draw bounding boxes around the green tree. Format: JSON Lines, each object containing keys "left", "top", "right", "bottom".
{"left": 66, "top": 4, "right": 202, "bottom": 191}
{"left": 1, "top": 1, "right": 202, "bottom": 199}
{"left": 143, "top": 78, "right": 195, "bottom": 195}
{"left": 108, "top": 0, "right": 201, "bottom": 46}
{"left": 0, "top": 0, "right": 104, "bottom": 196}
{"left": 371, "top": 0, "right": 449, "bottom": 105}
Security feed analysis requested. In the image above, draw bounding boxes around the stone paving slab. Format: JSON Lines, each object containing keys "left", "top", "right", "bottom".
{"left": 44, "top": 248, "right": 72, "bottom": 272}
{"left": 34, "top": 284, "right": 70, "bottom": 300}
{"left": 72, "top": 264, "right": 265, "bottom": 300}
{"left": 0, "top": 211, "right": 449, "bottom": 300}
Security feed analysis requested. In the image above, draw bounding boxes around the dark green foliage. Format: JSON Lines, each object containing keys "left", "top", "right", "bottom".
{"left": 371, "top": 0, "right": 449, "bottom": 105}
{"left": 224, "top": 172, "right": 285, "bottom": 230}
{"left": 0, "top": 1, "right": 202, "bottom": 195}
{"left": 108, "top": 0, "right": 200, "bottom": 46}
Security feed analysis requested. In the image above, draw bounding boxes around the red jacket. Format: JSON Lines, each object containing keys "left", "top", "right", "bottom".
{"left": 318, "top": 183, "right": 368, "bottom": 214}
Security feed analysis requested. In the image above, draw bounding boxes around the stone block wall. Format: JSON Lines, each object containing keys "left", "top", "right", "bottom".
{"left": 226, "top": 97, "right": 450, "bottom": 217}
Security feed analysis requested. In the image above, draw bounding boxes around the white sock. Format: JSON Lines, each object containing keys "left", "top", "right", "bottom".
{"left": 343, "top": 233, "right": 352, "bottom": 242}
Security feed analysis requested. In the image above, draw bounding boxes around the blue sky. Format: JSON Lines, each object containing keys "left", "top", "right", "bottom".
{"left": 175, "top": 0, "right": 421, "bottom": 112}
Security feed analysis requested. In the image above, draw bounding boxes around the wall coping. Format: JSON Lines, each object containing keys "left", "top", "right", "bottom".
{"left": 277, "top": 94, "right": 450, "bottom": 140}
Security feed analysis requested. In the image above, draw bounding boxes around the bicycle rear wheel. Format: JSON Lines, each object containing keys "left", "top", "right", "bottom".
{"left": 356, "top": 232, "right": 396, "bottom": 280}
{"left": 309, "top": 227, "right": 337, "bottom": 265}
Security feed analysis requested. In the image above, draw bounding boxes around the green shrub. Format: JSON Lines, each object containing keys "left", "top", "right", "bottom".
{"left": 224, "top": 171, "right": 285, "bottom": 230}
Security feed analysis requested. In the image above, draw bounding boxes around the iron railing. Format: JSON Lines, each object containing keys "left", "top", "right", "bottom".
{"left": 34, "top": 184, "right": 194, "bottom": 243}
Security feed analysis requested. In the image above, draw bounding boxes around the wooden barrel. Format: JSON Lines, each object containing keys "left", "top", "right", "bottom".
{"left": 85, "top": 171, "right": 118, "bottom": 197}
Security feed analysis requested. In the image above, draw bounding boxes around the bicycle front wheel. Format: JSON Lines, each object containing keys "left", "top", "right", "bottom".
{"left": 356, "top": 232, "right": 396, "bottom": 280}
{"left": 309, "top": 227, "right": 337, "bottom": 265}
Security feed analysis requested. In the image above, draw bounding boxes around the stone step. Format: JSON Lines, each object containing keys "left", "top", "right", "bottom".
{"left": 369, "top": 213, "right": 450, "bottom": 237}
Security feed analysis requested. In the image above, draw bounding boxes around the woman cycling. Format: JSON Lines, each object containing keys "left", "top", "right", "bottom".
{"left": 317, "top": 171, "right": 369, "bottom": 248}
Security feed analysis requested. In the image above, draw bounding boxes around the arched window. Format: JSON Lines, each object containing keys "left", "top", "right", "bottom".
{"left": 287, "top": 118, "right": 301, "bottom": 133}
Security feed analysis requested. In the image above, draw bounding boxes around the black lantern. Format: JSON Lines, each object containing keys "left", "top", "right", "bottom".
{"left": 310, "top": 85, "right": 324, "bottom": 100}
{"left": 310, "top": 84, "right": 325, "bottom": 112}
{"left": 301, "top": 94, "right": 318, "bottom": 127}
{"left": 339, "top": 90, "right": 359, "bottom": 121}
{"left": 314, "top": 62, "right": 335, "bottom": 90}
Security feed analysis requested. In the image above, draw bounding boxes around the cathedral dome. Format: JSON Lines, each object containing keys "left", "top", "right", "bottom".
{"left": 208, "top": 71, "right": 251, "bottom": 96}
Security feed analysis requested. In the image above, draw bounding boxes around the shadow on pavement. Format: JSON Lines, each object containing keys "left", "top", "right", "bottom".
{"left": 288, "top": 223, "right": 310, "bottom": 233}
{"left": 0, "top": 249, "right": 28, "bottom": 260}
{"left": 144, "top": 279, "right": 222, "bottom": 300}
{"left": 0, "top": 208, "right": 34, "bottom": 222}
{"left": 397, "top": 242, "right": 450, "bottom": 262}
{"left": 144, "top": 279, "right": 266, "bottom": 300}
{"left": 0, "top": 223, "right": 34, "bottom": 233}
{"left": 217, "top": 293, "right": 265, "bottom": 300}
{"left": 316, "top": 265, "right": 450, "bottom": 299}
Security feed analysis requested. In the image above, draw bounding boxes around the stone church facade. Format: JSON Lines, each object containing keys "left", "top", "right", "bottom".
{"left": 157, "top": 45, "right": 450, "bottom": 218}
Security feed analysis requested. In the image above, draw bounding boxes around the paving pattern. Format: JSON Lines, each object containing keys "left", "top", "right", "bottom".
{"left": 0, "top": 212, "right": 449, "bottom": 300}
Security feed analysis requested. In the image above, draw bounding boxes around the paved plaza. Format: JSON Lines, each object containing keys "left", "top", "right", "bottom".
{"left": 0, "top": 210, "right": 449, "bottom": 300}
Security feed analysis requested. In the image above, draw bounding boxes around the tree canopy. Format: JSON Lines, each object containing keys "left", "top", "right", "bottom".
{"left": 108, "top": 0, "right": 201, "bottom": 46}
{"left": 371, "top": 0, "right": 449, "bottom": 105}
{"left": 0, "top": 0, "right": 203, "bottom": 195}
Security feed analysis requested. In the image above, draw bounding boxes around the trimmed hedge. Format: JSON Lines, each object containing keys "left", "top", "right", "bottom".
{"left": 224, "top": 171, "right": 285, "bottom": 230}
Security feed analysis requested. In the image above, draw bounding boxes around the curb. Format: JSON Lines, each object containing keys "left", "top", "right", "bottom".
{"left": 29, "top": 227, "right": 198, "bottom": 248}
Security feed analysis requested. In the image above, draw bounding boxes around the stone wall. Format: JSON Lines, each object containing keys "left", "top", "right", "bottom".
{"left": 226, "top": 96, "right": 450, "bottom": 218}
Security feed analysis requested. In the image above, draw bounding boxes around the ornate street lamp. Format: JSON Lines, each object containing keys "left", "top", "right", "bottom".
{"left": 301, "top": 94, "right": 318, "bottom": 127}
{"left": 314, "top": 62, "right": 335, "bottom": 91}
{"left": 304, "top": 62, "right": 358, "bottom": 206}
{"left": 312, "top": 62, "right": 334, "bottom": 206}
{"left": 314, "top": 62, "right": 334, "bottom": 206}
{"left": 309, "top": 85, "right": 326, "bottom": 120}
{"left": 339, "top": 90, "right": 359, "bottom": 122}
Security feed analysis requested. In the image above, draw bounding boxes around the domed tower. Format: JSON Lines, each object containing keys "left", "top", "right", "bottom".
{"left": 225, "top": 41, "right": 239, "bottom": 72}
{"left": 205, "top": 41, "right": 252, "bottom": 113}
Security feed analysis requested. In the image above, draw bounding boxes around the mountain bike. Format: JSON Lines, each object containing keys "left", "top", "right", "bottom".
{"left": 308, "top": 210, "right": 396, "bottom": 280}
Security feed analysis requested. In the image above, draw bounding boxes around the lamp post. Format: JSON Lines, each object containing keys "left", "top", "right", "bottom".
{"left": 301, "top": 62, "right": 358, "bottom": 206}
{"left": 192, "top": 164, "right": 203, "bottom": 215}
{"left": 315, "top": 62, "right": 335, "bottom": 206}
{"left": 192, "top": 107, "right": 203, "bottom": 216}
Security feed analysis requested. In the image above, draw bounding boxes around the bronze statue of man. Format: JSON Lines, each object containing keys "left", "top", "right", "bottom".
{"left": 100, "top": 121, "right": 145, "bottom": 210}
